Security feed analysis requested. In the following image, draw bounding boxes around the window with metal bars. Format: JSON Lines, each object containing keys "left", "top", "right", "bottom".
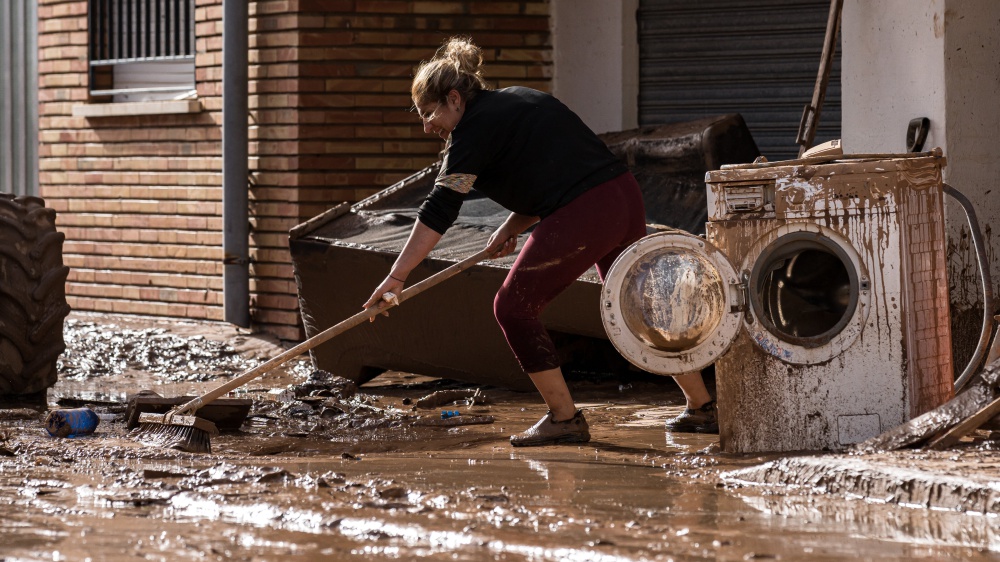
{"left": 88, "top": 0, "right": 196, "bottom": 101}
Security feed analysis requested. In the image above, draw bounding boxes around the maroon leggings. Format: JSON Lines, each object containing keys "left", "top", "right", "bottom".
{"left": 493, "top": 172, "right": 647, "bottom": 373}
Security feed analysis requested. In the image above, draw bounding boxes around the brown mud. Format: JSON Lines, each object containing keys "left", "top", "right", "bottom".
{"left": 2, "top": 312, "right": 1000, "bottom": 561}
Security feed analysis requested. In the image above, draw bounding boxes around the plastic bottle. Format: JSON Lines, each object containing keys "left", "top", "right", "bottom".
{"left": 440, "top": 410, "right": 462, "bottom": 419}
{"left": 45, "top": 407, "right": 100, "bottom": 438}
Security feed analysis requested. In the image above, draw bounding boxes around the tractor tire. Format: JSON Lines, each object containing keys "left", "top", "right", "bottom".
{"left": 0, "top": 194, "right": 71, "bottom": 397}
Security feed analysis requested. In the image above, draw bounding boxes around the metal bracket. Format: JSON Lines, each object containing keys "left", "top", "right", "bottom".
{"left": 730, "top": 277, "right": 748, "bottom": 313}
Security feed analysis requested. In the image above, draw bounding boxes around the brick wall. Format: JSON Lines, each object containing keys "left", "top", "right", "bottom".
{"left": 38, "top": 0, "right": 228, "bottom": 323}
{"left": 38, "top": 0, "right": 551, "bottom": 341}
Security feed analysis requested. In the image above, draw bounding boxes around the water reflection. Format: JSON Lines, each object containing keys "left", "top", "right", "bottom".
{"left": 740, "top": 493, "right": 1000, "bottom": 551}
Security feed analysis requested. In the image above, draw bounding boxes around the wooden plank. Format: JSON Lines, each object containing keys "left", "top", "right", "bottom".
{"left": 927, "top": 394, "right": 1000, "bottom": 450}
{"left": 796, "top": 0, "right": 844, "bottom": 156}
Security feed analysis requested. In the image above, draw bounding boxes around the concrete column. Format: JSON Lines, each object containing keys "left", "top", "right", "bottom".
{"left": 551, "top": 0, "right": 638, "bottom": 134}
{"left": 941, "top": 0, "right": 1000, "bottom": 308}
{"left": 841, "top": 0, "right": 947, "bottom": 153}
{"left": 842, "top": 0, "right": 1000, "bottom": 368}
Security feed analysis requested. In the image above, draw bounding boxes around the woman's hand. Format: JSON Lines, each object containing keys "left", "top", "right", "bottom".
{"left": 363, "top": 275, "right": 405, "bottom": 321}
{"left": 362, "top": 220, "right": 442, "bottom": 322}
{"left": 487, "top": 213, "right": 537, "bottom": 258}
{"left": 486, "top": 227, "right": 517, "bottom": 258}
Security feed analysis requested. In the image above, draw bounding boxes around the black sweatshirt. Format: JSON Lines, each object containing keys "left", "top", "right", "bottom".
{"left": 417, "top": 87, "right": 628, "bottom": 234}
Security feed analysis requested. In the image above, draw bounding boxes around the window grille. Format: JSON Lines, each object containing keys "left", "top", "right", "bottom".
{"left": 88, "top": 0, "right": 195, "bottom": 97}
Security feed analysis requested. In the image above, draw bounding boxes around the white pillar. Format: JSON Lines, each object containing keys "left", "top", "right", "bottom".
{"left": 552, "top": 0, "right": 638, "bottom": 134}
{"left": 940, "top": 0, "right": 1000, "bottom": 312}
{"left": 841, "top": 0, "right": 947, "bottom": 153}
{"left": 842, "top": 0, "right": 1000, "bottom": 366}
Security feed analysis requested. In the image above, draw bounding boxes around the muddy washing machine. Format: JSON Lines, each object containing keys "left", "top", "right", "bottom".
{"left": 601, "top": 149, "right": 956, "bottom": 453}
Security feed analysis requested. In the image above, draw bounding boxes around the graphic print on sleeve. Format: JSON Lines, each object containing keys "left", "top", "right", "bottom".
{"left": 438, "top": 173, "right": 477, "bottom": 194}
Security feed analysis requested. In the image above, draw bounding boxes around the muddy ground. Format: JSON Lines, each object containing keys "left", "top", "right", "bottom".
{"left": 1, "top": 312, "right": 1000, "bottom": 561}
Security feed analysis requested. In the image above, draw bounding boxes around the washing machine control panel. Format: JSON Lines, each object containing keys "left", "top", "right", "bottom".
{"left": 710, "top": 180, "right": 776, "bottom": 219}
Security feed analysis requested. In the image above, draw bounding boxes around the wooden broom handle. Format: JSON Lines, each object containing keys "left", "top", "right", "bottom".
{"left": 174, "top": 247, "right": 495, "bottom": 415}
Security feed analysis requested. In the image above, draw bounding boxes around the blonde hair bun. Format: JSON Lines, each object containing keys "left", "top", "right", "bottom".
{"left": 412, "top": 36, "right": 492, "bottom": 104}
{"left": 436, "top": 37, "right": 484, "bottom": 78}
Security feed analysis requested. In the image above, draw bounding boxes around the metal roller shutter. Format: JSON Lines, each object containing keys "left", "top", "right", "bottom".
{"left": 639, "top": 0, "right": 841, "bottom": 161}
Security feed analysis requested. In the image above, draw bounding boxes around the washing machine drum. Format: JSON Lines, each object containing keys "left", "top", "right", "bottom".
{"left": 601, "top": 231, "right": 742, "bottom": 375}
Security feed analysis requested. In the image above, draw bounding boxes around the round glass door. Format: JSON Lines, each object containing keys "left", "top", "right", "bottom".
{"left": 601, "top": 231, "right": 742, "bottom": 375}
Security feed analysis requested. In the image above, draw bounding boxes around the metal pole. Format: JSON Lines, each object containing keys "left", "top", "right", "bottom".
{"left": 0, "top": 0, "right": 37, "bottom": 197}
{"left": 12, "top": 0, "right": 25, "bottom": 194}
{"left": 222, "top": 0, "right": 250, "bottom": 327}
{"left": 1, "top": 1, "right": 13, "bottom": 194}
{"left": 795, "top": 0, "right": 843, "bottom": 157}
{"left": 26, "top": 0, "right": 38, "bottom": 196}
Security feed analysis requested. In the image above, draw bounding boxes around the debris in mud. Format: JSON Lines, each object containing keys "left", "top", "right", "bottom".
{"left": 320, "top": 404, "right": 347, "bottom": 418}
{"left": 413, "top": 415, "right": 496, "bottom": 427}
{"left": 317, "top": 472, "right": 346, "bottom": 487}
{"left": 102, "top": 490, "right": 177, "bottom": 507}
{"left": 143, "top": 467, "right": 196, "bottom": 479}
{"left": 721, "top": 453, "right": 1000, "bottom": 514}
{"left": 472, "top": 489, "right": 509, "bottom": 503}
{"left": 378, "top": 486, "right": 408, "bottom": 500}
{"left": 246, "top": 382, "right": 411, "bottom": 439}
{"left": 0, "top": 408, "right": 42, "bottom": 421}
{"left": 53, "top": 316, "right": 506, "bottom": 453}
{"left": 178, "top": 463, "right": 299, "bottom": 487}
{"left": 243, "top": 373, "right": 500, "bottom": 441}
{"left": 255, "top": 468, "right": 297, "bottom": 483}
{"left": 414, "top": 388, "right": 488, "bottom": 409}
{"left": 58, "top": 319, "right": 304, "bottom": 382}
{"left": 288, "top": 370, "right": 358, "bottom": 400}
{"left": 44, "top": 407, "right": 100, "bottom": 438}
{"left": 0, "top": 431, "right": 14, "bottom": 457}
{"left": 56, "top": 395, "right": 124, "bottom": 411}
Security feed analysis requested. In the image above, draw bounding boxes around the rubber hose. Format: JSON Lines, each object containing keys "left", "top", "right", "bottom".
{"left": 944, "top": 183, "right": 995, "bottom": 392}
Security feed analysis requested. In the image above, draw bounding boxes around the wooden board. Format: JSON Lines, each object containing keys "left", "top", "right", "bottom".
{"left": 928, "top": 394, "right": 1000, "bottom": 450}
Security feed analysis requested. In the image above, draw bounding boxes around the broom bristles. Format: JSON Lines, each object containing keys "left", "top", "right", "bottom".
{"left": 133, "top": 413, "right": 219, "bottom": 454}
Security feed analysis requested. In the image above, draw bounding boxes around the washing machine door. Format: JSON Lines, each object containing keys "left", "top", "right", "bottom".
{"left": 742, "top": 223, "right": 872, "bottom": 365}
{"left": 601, "top": 231, "right": 742, "bottom": 375}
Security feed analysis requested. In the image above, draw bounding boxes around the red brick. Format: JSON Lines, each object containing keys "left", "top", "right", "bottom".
{"left": 357, "top": 1, "right": 413, "bottom": 13}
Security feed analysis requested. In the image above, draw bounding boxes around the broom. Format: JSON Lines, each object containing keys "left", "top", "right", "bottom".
{"left": 134, "top": 247, "right": 495, "bottom": 453}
